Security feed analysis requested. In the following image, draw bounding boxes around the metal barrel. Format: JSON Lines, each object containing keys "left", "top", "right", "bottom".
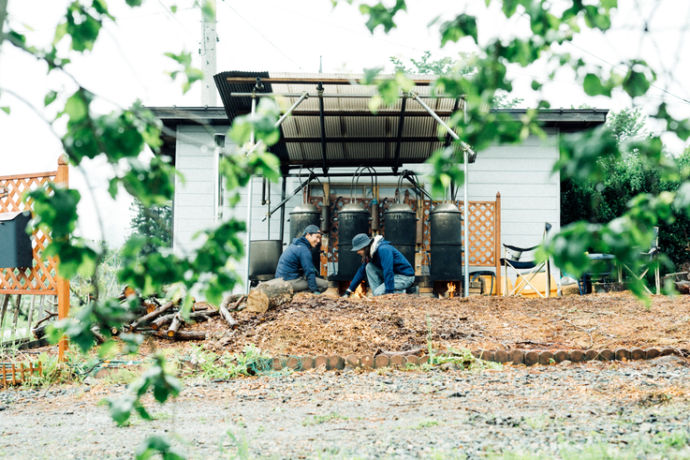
{"left": 337, "top": 202, "right": 370, "bottom": 280}
{"left": 248, "top": 239, "right": 283, "bottom": 281}
{"left": 429, "top": 202, "right": 463, "bottom": 281}
{"left": 383, "top": 203, "right": 416, "bottom": 266}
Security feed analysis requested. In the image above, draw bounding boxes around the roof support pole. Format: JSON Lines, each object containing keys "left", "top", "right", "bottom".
{"left": 244, "top": 92, "right": 258, "bottom": 293}
{"left": 317, "top": 83, "right": 328, "bottom": 174}
{"left": 241, "top": 91, "right": 310, "bottom": 158}
{"left": 392, "top": 95, "right": 407, "bottom": 174}
{"left": 411, "top": 92, "right": 471, "bottom": 297}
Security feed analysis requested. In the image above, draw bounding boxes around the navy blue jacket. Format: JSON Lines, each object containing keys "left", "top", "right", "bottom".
{"left": 275, "top": 237, "right": 320, "bottom": 292}
{"left": 348, "top": 239, "right": 414, "bottom": 293}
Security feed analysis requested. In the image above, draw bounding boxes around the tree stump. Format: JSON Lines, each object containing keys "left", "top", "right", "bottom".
{"left": 246, "top": 278, "right": 293, "bottom": 313}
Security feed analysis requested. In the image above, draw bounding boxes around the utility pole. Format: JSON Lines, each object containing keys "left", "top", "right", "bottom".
{"left": 200, "top": 0, "right": 217, "bottom": 106}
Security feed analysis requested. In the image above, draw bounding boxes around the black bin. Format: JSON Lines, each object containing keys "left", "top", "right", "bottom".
{"left": 0, "top": 211, "right": 33, "bottom": 268}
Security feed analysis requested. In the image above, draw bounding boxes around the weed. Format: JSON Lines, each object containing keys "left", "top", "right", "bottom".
{"left": 220, "top": 430, "right": 250, "bottom": 460}
{"left": 523, "top": 415, "right": 549, "bottom": 430}
{"left": 413, "top": 419, "right": 440, "bottom": 429}
{"left": 101, "top": 367, "right": 138, "bottom": 385}
{"left": 302, "top": 412, "right": 349, "bottom": 426}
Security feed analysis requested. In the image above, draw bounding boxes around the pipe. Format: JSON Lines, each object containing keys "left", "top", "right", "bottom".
{"left": 261, "top": 173, "right": 316, "bottom": 221}
{"left": 279, "top": 176, "right": 287, "bottom": 244}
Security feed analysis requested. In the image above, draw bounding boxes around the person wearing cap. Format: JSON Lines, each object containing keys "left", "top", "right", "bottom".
{"left": 274, "top": 224, "right": 328, "bottom": 294}
{"left": 342, "top": 233, "right": 415, "bottom": 297}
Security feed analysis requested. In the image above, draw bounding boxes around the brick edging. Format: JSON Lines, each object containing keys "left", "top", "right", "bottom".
{"left": 270, "top": 347, "right": 690, "bottom": 371}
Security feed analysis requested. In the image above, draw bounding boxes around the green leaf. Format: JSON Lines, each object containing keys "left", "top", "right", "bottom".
{"left": 0, "top": 106, "right": 9, "bottom": 115}
{"left": 440, "top": 14, "right": 478, "bottom": 46}
{"left": 63, "top": 91, "right": 89, "bottom": 122}
{"left": 359, "top": 0, "right": 407, "bottom": 33}
{"left": 583, "top": 73, "right": 607, "bottom": 96}
{"left": 201, "top": 0, "right": 216, "bottom": 22}
{"left": 44, "top": 91, "right": 58, "bottom": 107}
{"left": 126, "top": 0, "right": 144, "bottom": 6}
{"left": 623, "top": 62, "right": 654, "bottom": 98}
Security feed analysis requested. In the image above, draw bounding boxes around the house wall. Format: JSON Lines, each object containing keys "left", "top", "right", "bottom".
{"left": 173, "top": 124, "right": 561, "bottom": 295}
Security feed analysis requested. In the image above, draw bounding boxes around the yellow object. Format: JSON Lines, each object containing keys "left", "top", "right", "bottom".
{"left": 505, "top": 273, "right": 558, "bottom": 297}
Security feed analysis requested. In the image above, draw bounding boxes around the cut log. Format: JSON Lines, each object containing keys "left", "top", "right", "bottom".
{"left": 155, "top": 330, "right": 206, "bottom": 341}
{"left": 32, "top": 324, "right": 48, "bottom": 340}
{"left": 219, "top": 302, "right": 239, "bottom": 328}
{"left": 168, "top": 313, "right": 184, "bottom": 337}
{"left": 246, "top": 278, "right": 293, "bottom": 313}
{"left": 91, "top": 327, "right": 106, "bottom": 344}
{"left": 129, "top": 301, "right": 176, "bottom": 331}
{"left": 676, "top": 280, "right": 690, "bottom": 295}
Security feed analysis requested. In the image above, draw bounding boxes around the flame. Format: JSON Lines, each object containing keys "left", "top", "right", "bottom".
{"left": 352, "top": 282, "right": 368, "bottom": 298}
{"left": 446, "top": 282, "right": 457, "bottom": 298}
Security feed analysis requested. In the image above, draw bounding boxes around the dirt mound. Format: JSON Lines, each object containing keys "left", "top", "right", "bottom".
{"left": 147, "top": 292, "right": 690, "bottom": 356}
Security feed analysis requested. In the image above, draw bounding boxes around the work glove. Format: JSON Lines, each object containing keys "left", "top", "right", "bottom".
{"left": 341, "top": 289, "right": 352, "bottom": 298}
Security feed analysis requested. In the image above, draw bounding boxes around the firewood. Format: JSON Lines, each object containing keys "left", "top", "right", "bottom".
{"left": 676, "top": 280, "right": 690, "bottom": 295}
{"left": 118, "top": 285, "right": 137, "bottom": 301}
{"left": 246, "top": 278, "right": 293, "bottom": 314}
{"left": 155, "top": 330, "right": 206, "bottom": 341}
{"left": 151, "top": 312, "right": 176, "bottom": 330}
{"left": 219, "top": 301, "right": 239, "bottom": 328}
{"left": 129, "top": 300, "right": 176, "bottom": 331}
{"left": 91, "top": 327, "right": 106, "bottom": 344}
{"left": 168, "top": 313, "right": 184, "bottom": 337}
{"left": 32, "top": 324, "right": 48, "bottom": 340}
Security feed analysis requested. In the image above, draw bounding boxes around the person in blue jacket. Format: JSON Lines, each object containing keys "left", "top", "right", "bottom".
{"left": 342, "top": 233, "right": 415, "bottom": 297}
{"left": 275, "top": 224, "right": 328, "bottom": 294}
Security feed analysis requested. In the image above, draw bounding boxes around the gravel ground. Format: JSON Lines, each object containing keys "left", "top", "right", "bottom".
{"left": 1, "top": 357, "right": 690, "bottom": 459}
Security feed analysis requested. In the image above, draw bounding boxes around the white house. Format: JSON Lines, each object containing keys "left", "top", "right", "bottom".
{"left": 152, "top": 71, "right": 606, "bottom": 295}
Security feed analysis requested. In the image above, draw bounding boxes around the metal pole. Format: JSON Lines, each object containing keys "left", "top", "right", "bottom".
{"left": 279, "top": 176, "right": 287, "bottom": 244}
{"left": 244, "top": 94, "right": 257, "bottom": 293}
{"left": 412, "top": 92, "right": 471, "bottom": 296}
{"left": 240, "top": 91, "right": 310, "bottom": 158}
{"left": 463, "top": 102, "right": 469, "bottom": 297}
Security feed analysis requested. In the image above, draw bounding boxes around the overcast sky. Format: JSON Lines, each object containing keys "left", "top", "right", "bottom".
{"left": 1, "top": 0, "right": 689, "bottom": 246}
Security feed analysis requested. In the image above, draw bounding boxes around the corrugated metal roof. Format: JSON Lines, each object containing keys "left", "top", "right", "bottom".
{"left": 214, "top": 71, "right": 465, "bottom": 172}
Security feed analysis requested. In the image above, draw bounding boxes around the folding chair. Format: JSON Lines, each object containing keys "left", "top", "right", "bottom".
{"left": 501, "top": 223, "right": 552, "bottom": 298}
{"left": 621, "top": 227, "right": 661, "bottom": 295}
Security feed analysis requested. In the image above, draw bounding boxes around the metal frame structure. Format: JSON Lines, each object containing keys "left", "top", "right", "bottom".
{"left": 231, "top": 75, "right": 475, "bottom": 294}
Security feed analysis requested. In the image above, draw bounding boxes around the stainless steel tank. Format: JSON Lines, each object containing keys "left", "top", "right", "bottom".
{"left": 248, "top": 239, "right": 283, "bottom": 281}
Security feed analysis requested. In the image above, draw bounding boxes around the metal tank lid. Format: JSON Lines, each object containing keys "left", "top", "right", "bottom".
{"left": 340, "top": 202, "right": 367, "bottom": 212}
{"left": 290, "top": 203, "right": 320, "bottom": 213}
{"left": 431, "top": 202, "right": 460, "bottom": 213}
{"left": 385, "top": 202, "right": 415, "bottom": 213}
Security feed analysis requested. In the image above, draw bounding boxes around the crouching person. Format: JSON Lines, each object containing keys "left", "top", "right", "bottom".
{"left": 342, "top": 233, "right": 415, "bottom": 298}
{"left": 275, "top": 224, "right": 328, "bottom": 294}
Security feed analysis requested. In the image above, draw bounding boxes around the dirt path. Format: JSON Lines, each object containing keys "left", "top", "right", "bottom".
{"left": 2, "top": 357, "right": 689, "bottom": 459}
{"left": 150, "top": 292, "right": 690, "bottom": 357}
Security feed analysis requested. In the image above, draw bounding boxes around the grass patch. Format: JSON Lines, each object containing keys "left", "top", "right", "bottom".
{"left": 413, "top": 419, "right": 440, "bottom": 430}
{"left": 302, "top": 412, "right": 349, "bottom": 426}
{"left": 180, "top": 344, "right": 287, "bottom": 380}
{"left": 489, "top": 429, "right": 690, "bottom": 460}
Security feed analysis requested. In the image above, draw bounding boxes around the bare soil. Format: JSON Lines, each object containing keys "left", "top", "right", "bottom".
{"left": 145, "top": 292, "right": 690, "bottom": 357}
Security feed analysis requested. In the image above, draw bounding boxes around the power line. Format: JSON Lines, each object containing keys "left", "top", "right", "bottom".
{"left": 220, "top": 3, "right": 304, "bottom": 70}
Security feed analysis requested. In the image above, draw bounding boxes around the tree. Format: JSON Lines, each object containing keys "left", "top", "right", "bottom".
{"left": 561, "top": 108, "right": 689, "bottom": 270}
{"left": 127, "top": 200, "right": 172, "bottom": 256}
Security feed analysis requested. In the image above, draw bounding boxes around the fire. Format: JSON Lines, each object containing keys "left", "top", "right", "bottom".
{"left": 352, "top": 282, "right": 368, "bottom": 298}
{"left": 446, "top": 282, "right": 457, "bottom": 298}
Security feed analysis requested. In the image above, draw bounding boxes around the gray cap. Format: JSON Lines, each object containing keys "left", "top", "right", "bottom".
{"left": 351, "top": 233, "right": 372, "bottom": 252}
{"left": 302, "top": 224, "right": 321, "bottom": 236}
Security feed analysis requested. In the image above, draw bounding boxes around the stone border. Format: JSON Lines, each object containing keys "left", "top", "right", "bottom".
{"left": 269, "top": 347, "right": 690, "bottom": 371}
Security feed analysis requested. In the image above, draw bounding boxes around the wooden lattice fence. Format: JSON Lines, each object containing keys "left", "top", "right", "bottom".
{"left": 0, "top": 157, "right": 70, "bottom": 359}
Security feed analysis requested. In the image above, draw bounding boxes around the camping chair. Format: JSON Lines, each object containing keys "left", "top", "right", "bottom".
{"left": 501, "top": 222, "right": 552, "bottom": 298}
{"left": 621, "top": 227, "right": 661, "bottom": 295}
